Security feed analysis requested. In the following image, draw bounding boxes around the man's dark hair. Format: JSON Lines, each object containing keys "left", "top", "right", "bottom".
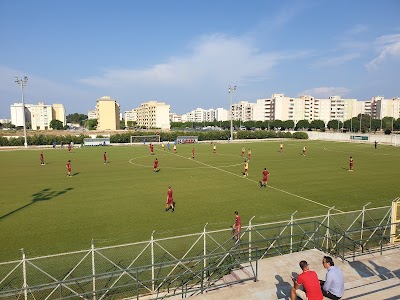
{"left": 324, "top": 256, "right": 334, "bottom": 266}
{"left": 299, "top": 260, "right": 308, "bottom": 270}
{"left": 235, "top": 211, "right": 238, "bottom": 215}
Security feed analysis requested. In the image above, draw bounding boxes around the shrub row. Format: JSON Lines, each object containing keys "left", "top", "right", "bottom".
{"left": 0, "top": 131, "right": 308, "bottom": 146}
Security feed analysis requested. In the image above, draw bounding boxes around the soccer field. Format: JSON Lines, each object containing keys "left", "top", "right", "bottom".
{"left": 0, "top": 140, "right": 399, "bottom": 262}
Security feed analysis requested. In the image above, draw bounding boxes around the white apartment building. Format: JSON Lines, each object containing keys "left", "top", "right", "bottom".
{"left": 124, "top": 109, "right": 137, "bottom": 127}
{"left": 29, "top": 102, "right": 53, "bottom": 130}
{"left": 88, "top": 110, "right": 98, "bottom": 120}
{"left": 10, "top": 103, "right": 29, "bottom": 127}
{"left": 372, "top": 97, "right": 400, "bottom": 119}
{"left": 11, "top": 102, "right": 66, "bottom": 130}
{"left": 184, "top": 108, "right": 229, "bottom": 123}
{"left": 214, "top": 108, "right": 229, "bottom": 121}
{"left": 135, "top": 101, "right": 170, "bottom": 130}
{"left": 231, "top": 101, "right": 255, "bottom": 122}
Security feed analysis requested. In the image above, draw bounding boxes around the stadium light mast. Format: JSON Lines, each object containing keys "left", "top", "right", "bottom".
{"left": 15, "top": 76, "right": 28, "bottom": 148}
{"left": 228, "top": 85, "right": 236, "bottom": 141}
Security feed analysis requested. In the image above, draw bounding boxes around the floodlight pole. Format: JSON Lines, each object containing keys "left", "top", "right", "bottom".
{"left": 15, "top": 76, "right": 28, "bottom": 148}
{"left": 228, "top": 85, "right": 236, "bottom": 141}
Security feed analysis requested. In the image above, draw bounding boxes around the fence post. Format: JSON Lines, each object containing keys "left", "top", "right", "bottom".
{"left": 361, "top": 202, "right": 371, "bottom": 243}
{"left": 248, "top": 216, "right": 255, "bottom": 261}
{"left": 91, "top": 239, "right": 96, "bottom": 300}
{"left": 290, "top": 211, "right": 297, "bottom": 253}
{"left": 21, "top": 248, "right": 28, "bottom": 300}
{"left": 151, "top": 230, "right": 155, "bottom": 292}
{"left": 325, "top": 207, "right": 335, "bottom": 251}
{"left": 201, "top": 223, "right": 208, "bottom": 284}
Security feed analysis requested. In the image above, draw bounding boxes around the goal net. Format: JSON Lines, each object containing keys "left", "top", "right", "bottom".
{"left": 176, "top": 136, "right": 199, "bottom": 144}
{"left": 130, "top": 135, "right": 161, "bottom": 144}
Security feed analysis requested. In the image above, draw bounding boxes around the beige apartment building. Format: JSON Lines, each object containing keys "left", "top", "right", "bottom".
{"left": 135, "top": 101, "right": 170, "bottom": 130}
{"left": 96, "top": 96, "right": 120, "bottom": 130}
{"left": 52, "top": 103, "right": 66, "bottom": 126}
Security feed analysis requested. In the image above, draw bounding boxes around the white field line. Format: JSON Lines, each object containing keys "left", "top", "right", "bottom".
{"left": 161, "top": 149, "right": 343, "bottom": 212}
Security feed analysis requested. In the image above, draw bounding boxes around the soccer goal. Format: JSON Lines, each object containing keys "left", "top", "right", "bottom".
{"left": 176, "top": 136, "right": 199, "bottom": 144}
{"left": 130, "top": 135, "right": 161, "bottom": 144}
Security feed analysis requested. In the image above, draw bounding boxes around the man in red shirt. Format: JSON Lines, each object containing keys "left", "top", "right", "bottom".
{"left": 261, "top": 168, "right": 270, "bottom": 187}
{"left": 349, "top": 156, "right": 354, "bottom": 171}
{"left": 241, "top": 146, "right": 245, "bottom": 157}
{"left": 68, "top": 143, "right": 72, "bottom": 154}
{"left": 40, "top": 152, "right": 45, "bottom": 165}
{"left": 291, "top": 260, "right": 323, "bottom": 300}
{"left": 233, "top": 211, "right": 241, "bottom": 244}
{"left": 150, "top": 143, "right": 154, "bottom": 155}
{"left": 153, "top": 158, "right": 159, "bottom": 172}
{"left": 66, "top": 160, "right": 71, "bottom": 177}
{"left": 165, "top": 186, "right": 174, "bottom": 212}
{"left": 192, "top": 148, "right": 195, "bottom": 159}
{"left": 103, "top": 152, "right": 107, "bottom": 164}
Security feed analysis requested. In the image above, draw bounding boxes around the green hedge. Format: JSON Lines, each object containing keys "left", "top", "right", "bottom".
{"left": 0, "top": 130, "right": 308, "bottom": 146}
{"left": 0, "top": 134, "right": 88, "bottom": 146}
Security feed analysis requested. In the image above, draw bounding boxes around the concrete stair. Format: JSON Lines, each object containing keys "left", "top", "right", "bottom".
{"left": 136, "top": 248, "right": 400, "bottom": 299}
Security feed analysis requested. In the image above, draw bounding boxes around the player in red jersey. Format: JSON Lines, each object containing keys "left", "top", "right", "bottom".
{"left": 165, "top": 186, "right": 175, "bottom": 212}
{"left": 349, "top": 156, "right": 354, "bottom": 171}
{"left": 68, "top": 143, "right": 72, "bottom": 154}
{"left": 40, "top": 151, "right": 45, "bottom": 165}
{"left": 154, "top": 158, "right": 159, "bottom": 172}
{"left": 103, "top": 152, "right": 107, "bottom": 164}
{"left": 150, "top": 143, "right": 154, "bottom": 155}
{"left": 192, "top": 147, "right": 195, "bottom": 159}
{"left": 241, "top": 146, "right": 245, "bottom": 157}
{"left": 233, "top": 211, "right": 241, "bottom": 243}
{"left": 247, "top": 149, "right": 251, "bottom": 160}
{"left": 66, "top": 160, "right": 71, "bottom": 177}
{"left": 261, "top": 168, "right": 270, "bottom": 187}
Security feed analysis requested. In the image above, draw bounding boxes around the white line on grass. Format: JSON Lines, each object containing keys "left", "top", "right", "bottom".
{"left": 164, "top": 150, "right": 343, "bottom": 212}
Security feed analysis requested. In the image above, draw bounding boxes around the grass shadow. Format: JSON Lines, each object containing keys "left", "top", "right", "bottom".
{"left": 0, "top": 188, "right": 74, "bottom": 220}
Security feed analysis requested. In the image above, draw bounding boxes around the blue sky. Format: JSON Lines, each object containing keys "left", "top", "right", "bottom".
{"left": 1, "top": 0, "right": 399, "bottom": 119}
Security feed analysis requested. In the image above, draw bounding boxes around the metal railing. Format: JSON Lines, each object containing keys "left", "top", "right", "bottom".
{"left": 0, "top": 204, "right": 397, "bottom": 299}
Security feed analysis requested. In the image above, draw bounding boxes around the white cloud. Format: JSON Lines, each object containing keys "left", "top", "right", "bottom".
{"left": 366, "top": 33, "right": 400, "bottom": 71}
{"left": 313, "top": 53, "right": 360, "bottom": 67}
{"left": 79, "top": 34, "right": 307, "bottom": 89}
{"left": 299, "top": 87, "right": 351, "bottom": 98}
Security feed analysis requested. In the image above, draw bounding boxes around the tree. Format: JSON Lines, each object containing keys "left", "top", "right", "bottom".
{"left": 66, "top": 113, "right": 88, "bottom": 125}
{"left": 50, "top": 119, "right": 64, "bottom": 130}
{"left": 283, "top": 120, "right": 294, "bottom": 130}
{"left": 296, "top": 119, "right": 310, "bottom": 130}
{"left": 310, "top": 119, "right": 325, "bottom": 130}
{"left": 327, "top": 120, "right": 342, "bottom": 131}
{"left": 127, "top": 121, "right": 137, "bottom": 129}
{"left": 270, "top": 119, "right": 283, "bottom": 130}
{"left": 120, "top": 120, "right": 126, "bottom": 129}
{"left": 84, "top": 119, "right": 97, "bottom": 130}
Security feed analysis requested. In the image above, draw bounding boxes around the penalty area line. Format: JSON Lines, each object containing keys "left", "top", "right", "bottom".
{"left": 169, "top": 151, "right": 343, "bottom": 212}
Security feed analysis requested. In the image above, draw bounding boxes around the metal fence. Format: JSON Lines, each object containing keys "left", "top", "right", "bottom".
{"left": 0, "top": 204, "right": 398, "bottom": 300}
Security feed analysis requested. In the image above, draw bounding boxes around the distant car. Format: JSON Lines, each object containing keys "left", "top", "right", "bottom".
{"left": 239, "top": 126, "right": 247, "bottom": 131}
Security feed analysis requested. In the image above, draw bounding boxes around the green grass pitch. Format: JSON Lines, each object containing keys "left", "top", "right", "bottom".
{"left": 0, "top": 140, "right": 398, "bottom": 261}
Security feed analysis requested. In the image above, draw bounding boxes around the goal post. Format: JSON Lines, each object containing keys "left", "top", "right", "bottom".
{"left": 176, "top": 136, "right": 199, "bottom": 144}
{"left": 130, "top": 135, "right": 161, "bottom": 144}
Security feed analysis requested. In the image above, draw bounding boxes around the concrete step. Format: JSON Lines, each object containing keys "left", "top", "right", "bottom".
{"left": 343, "top": 276, "right": 400, "bottom": 300}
